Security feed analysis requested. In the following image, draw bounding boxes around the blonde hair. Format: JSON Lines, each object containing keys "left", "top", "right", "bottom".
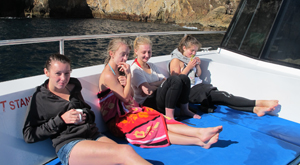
{"left": 133, "top": 36, "right": 152, "bottom": 57}
{"left": 104, "top": 38, "right": 132, "bottom": 65}
{"left": 178, "top": 35, "right": 202, "bottom": 54}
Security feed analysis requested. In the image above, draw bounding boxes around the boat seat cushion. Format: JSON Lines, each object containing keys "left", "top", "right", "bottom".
{"left": 45, "top": 105, "right": 300, "bottom": 165}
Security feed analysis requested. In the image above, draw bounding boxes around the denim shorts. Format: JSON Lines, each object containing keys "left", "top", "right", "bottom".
{"left": 57, "top": 135, "right": 103, "bottom": 165}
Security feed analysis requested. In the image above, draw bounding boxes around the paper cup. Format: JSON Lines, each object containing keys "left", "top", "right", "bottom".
{"left": 76, "top": 109, "right": 83, "bottom": 122}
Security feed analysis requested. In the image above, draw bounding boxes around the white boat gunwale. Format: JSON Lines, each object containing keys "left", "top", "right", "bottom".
{"left": 1, "top": 31, "right": 300, "bottom": 165}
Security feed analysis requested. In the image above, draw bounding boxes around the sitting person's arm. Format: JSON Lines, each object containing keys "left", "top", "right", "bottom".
{"left": 131, "top": 65, "right": 164, "bottom": 96}
{"left": 170, "top": 57, "right": 201, "bottom": 76}
{"left": 139, "top": 82, "right": 158, "bottom": 96}
{"left": 142, "top": 63, "right": 166, "bottom": 93}
{"left": 102, "top": 62, "right": 132, "bottom": 103}
{"left": 23, "top": 102, "right": 87, "bottom": 143}
{"left": 195, "top": 58, "right": 202, "bottom": 77}
{"left": 148, "top": 78, "right": 166, "bottom": 87}
{"left": 23, "top": 92, "right": 66, "bottom": 143}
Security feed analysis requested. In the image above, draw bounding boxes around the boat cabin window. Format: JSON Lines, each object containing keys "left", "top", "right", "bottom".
{"left": 221, "top": 0, "right": 300, "bottom": 69}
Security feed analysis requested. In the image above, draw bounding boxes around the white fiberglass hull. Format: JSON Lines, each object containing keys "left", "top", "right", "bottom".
{"left": 1, "top": 49, "right": 300, "bottom": 164}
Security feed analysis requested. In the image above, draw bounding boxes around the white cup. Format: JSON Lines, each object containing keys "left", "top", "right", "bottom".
{"left": 75, "top": 109, "right": 83, "bottom": 122}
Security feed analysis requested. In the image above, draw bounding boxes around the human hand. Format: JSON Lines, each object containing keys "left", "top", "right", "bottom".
{"left": 118, "top": 62, "right": 131, "bottom": 75}
{"left": 187, "top": 58, "right": 198, "bottom": 69}
{"left": 118, "top": 76, "right": 127, "bottom": 86}
{"left": 61, "top": 109, "right": 86, "bottom": 125}
{"left": 194, "top": 57, "right": 201, "bottom": 65}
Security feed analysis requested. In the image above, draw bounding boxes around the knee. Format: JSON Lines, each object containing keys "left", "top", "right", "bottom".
{"left": 220, "top": 91, "right": 232, "bottom": 98}
{"left": 178, "top": 74, "right": 191, "bottom": 87}
{"left": 168, "top": 75, "right": 182, "bottom": 88}
{"left": 168, "top": 75, "right": 181, "bottom": 82}
{"left": 119, "top": 144, "right": 136, "bottom": 156}
{"left": 115, "top": 144, "right": 138, "bottom": 164}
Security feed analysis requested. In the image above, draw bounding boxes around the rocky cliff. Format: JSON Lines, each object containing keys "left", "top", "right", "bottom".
{"left": 1, "top": 0, "right": 240, "bottom": 30}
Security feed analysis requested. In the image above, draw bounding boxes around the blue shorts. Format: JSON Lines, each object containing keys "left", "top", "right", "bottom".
{"left": 57, "top": 135, "right": 103, "bottom": 165}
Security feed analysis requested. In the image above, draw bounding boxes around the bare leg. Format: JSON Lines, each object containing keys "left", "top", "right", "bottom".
{"left": 69, "top": 136, "right": 151, "bottom": 165}
{"left": 167, "top": 124, "right": 223, "bottom": 143}
{"left": 168, "top": 131, "right": 219, "bottom": 149}
{"left": 180, "top": 103, "right": 201, "bottom": 119}
{"left": 165, "top": 108, "right": 175, "bottom": 119}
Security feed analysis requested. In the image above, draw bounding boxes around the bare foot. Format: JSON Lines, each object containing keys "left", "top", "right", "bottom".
{"left": 193, "top": 114, "right": 201, "bottom": 119}
{"left": 198, "top": 126, "right": 223, "bottom": 142}
{"left": 201, "top": 133, "right": 220, "bottom": 149}
{"left": 256, "top": 100, "right": 279, "bottom": 109}
{"left": 253, "top": 106, "right": 273, "bottom": 117}
{"left": 181, "top": 108, "right": 201, "bottom": 119}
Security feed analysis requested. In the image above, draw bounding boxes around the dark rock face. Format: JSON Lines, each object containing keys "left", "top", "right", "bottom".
{"left": 0, "top": 0, "right": 33, "bottom": 17}
{"left": 48, "top": 0, "right": 93, "bottom": 18}
{"left": 0, "top": 0, "right": 240, "bottom": 30}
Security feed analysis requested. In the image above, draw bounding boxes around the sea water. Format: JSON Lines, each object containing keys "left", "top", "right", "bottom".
{"left": 0, "top": 18, "right": 224, "bottom": 82}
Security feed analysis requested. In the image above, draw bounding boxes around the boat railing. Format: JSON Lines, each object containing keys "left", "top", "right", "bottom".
{"left": 0, "top": 31, "right": 225, "bottom": 54}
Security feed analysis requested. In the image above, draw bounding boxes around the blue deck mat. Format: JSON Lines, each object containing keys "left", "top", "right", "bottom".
{"left": 45, "top": 105, "right": 300, "bottom": 165}
{"left": 205, "top": 105, "right": 300, "bottom": 147}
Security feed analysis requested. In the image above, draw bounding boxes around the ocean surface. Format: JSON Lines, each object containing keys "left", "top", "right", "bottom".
{"left": 0, "top": 18, "right": 224, "bottom": 82}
